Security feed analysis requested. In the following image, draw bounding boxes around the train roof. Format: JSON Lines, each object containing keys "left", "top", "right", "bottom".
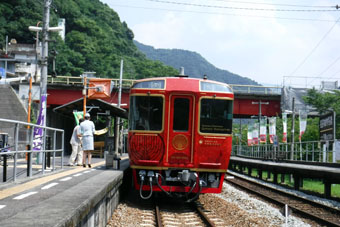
{"left": 131, "top": 77, "right": 233, "bottom": 94}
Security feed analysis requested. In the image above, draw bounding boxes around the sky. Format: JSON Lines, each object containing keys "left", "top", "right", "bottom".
{"left": 101, "top": 0, "right": 340, "bottom": 87}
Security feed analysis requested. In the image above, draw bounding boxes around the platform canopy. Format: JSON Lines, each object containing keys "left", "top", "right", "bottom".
{"left": 53, "top": 97, "right": 128, "bottom": 119}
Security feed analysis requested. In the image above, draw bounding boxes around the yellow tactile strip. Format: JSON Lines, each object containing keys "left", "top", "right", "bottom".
{"left": 0, "top": 161, "right": 105, "bottom": 200}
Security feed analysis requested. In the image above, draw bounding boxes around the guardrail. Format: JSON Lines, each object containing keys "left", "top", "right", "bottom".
{"left": 232, "top": 141, "right": 337, "bottom": 163}
{"left": 47, "top": 75, "right": 83, "bottom": 85}
{"left": 0, "top": 118, "right": 64, "bottom": 182}
{"left": 229, "top": 84, "right": 282, "bottom": 95}
{"left": 47, "top": 76, "right": 282, "bottom": 95}
{"left": 47, "top": 76, "right": 135, "bottom": 87}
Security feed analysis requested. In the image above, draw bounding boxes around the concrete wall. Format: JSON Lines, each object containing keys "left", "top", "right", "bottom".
{"left": 79, "top": 181, "right": 121, "bottom": 227}
{"left": 0, "top": 84, "right": 28, "bottom": 152}
{"left": 60, "top": 166, "right": 131, "bottom": 227}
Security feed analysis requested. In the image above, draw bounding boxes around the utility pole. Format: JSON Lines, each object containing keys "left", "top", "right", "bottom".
{"left": 28, "top": 0, "right": 62, "bottom": 127}
{"left": 26, "top": 1, "right": 62, "bottom": 164}
{"left": 40, "top": 0, "right": 52, "bottom": 128}
{"left": 290, "top": 97, "right": 295, "bottom": 160}
{"left": 114, "top": 60, "right": 124, "bottom": 169}
{"left": 4, "top": 36, "right": 8, "bottom": 82}
{"left": 83, "top": 77, "right": 87, "bottom": 116}
{"left": 118, "top": 60, "right": 123, "bottom": 109}
{"left": 28, "top": 0, "right": 62, "bottom": 163}
{"left": 333, "top": 110, "right": 336, "bottom": 163}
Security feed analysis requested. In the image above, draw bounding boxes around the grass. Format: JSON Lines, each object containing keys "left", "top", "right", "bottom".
{"left": 238, "top": 167, "right": 340, "bottom": 198}
{"left": 302, "top": 179, "right": 340, "bottom": 198}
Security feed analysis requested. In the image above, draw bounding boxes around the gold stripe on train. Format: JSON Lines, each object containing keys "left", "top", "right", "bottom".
{"left": 130, "top": 165, "right": 227, "bottom": 173}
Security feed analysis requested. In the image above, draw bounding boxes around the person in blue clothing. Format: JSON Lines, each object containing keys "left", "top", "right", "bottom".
{"left": 80, "top": 113, "right": 95, "bottom": 168}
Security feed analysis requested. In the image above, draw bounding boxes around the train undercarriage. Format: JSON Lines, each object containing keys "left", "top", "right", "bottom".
{"left": 133, "top": 168, "right": 224, "bottom": 201}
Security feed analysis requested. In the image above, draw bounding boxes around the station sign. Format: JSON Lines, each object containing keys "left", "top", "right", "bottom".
{"left": 319, "top": 112, "right": 335, "bottom": 141}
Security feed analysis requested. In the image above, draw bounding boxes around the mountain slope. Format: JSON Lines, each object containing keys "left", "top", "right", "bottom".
{"left": 0, "top": 0, "right": 178, "bottom": 78}
{"left": 135, "top": 41, "right": 259, "bottom": 85}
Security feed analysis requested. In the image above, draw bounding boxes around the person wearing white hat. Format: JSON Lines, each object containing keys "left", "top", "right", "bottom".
{"left": 80, "top": 113, "right": 95, "bottom": 168}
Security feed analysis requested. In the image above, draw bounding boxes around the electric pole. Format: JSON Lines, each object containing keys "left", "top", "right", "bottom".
{"left": 40, "top": 0, "right": 52, "bottom": 128}
{"left": 115, "top": 60, "right": 123, "bottom": 158}
{"left": 290, "top": 97, "right": 295, "bottom": 160}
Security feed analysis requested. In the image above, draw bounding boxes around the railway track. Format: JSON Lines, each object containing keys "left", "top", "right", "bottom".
{"left": 225, "top": 172, "right": 340, "bottom": 227}
{"left": 139, "top": 200, "right": 226, "bottom": 227}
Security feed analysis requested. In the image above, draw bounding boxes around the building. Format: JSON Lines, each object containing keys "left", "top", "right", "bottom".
{"left": 0, "top": 39, "right": 41, "bottom": 83}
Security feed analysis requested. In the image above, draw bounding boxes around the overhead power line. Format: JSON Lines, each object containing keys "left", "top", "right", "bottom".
{"left": 207, "top": 0, "right": 336, "bottom": 9}
{"left": 145, "top": 0, "right": 340, "bottom": 12}
{"left": 330, "top": 69, "right": 340, "bottom": 78}
{"left": 317, "top": 55, "right": 340, "bottom": 78}
{"left": 111, "top": 4, "right": 338, "bottom": 22}
{"left": 288, "top": 15, "right": 340, "bottom": 79}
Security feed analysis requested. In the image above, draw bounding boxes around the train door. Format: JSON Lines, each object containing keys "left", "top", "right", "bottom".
{"left": 168, "top": 95, "right": 194, "bottom": 164}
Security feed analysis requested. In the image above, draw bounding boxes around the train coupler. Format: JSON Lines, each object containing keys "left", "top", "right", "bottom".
{"left": 139, "top": 170, "right": 155, "bottom": 200}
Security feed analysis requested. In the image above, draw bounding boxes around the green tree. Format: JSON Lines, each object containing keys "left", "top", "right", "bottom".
{"left": 303, "top": 88, "right": 340, "bottom": 139}
{"left": 0, "top": 0, "right": 178, "bottom": 78}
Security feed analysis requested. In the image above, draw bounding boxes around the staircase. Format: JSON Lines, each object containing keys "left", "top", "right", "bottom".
{"left": 0, "top": 84, "right": 28, "bottom": 153}
{"left": 0, "top": 84, "right": 27, "bottom": 123}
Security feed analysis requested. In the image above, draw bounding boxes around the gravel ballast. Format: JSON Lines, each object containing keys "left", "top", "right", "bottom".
{"left": 108, "top": 182, "right": 311, "bottom": 226}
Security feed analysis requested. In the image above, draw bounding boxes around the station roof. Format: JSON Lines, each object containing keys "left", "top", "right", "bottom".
{"left": 53, "top": 97, "right": 128, "bottom": 119}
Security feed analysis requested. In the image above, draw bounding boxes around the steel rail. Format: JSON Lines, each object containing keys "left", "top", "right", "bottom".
{"left": 193, "top": 202, "right": 216, "bottom": 227}
{"left": 155, "top": 204, "right": 163, "bottom": 227}
{"left": 155, "top": 201, "right": 219, "bottom": 227}
{"left": 225, "top": 172, "right": 340, "bottom": 227}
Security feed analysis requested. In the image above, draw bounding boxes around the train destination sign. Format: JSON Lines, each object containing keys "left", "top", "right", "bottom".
{"left": 320, "top": 112, "right": 335, "bottom": 141}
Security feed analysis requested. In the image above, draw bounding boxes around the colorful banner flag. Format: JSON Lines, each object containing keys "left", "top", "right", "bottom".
{"left": 282, "top": 113, "right": 287, "bottom": 143}
{"left": 268, "top": 117, "right": 276, "bottom": 144}
{"left": 260, "top": 117, "right": 267, "bottom": 144}
{"left": 73, "top": 111, "right": 84, "bottom": 125}
{"left": 252, "top": 122, "right": 259, "bottom": 145}
{"left": 247, "top": 123, "right": 253, "bottom": 146}
{"left": 94, "top": 127, "right": 108, "bottom": 135}
{"left": 299, "top": 110, "right": 307, "bottom": 141}
{"left": 33, "top": 94, "right": 47, "bottom": 151}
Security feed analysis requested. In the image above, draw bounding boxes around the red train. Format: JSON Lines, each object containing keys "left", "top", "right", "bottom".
{"left": 128, "top": 76, "right": 234, "bottom": 200}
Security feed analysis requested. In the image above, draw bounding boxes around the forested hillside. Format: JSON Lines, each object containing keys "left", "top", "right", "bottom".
{"left": 135, "top": 41, "right": 259, "bottom": 85}
{"left": 0, "top": 0, "right": 178, "bottom": 78}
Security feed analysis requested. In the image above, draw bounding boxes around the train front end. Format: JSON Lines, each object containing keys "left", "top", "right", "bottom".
{"left": 128, "top": 77, "right": 234, "bottom": 200}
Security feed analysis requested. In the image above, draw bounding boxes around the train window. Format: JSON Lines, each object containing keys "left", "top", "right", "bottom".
{"left": 129, "top": 96, "right": 163, "bottom": 131}
{"left": 200, "top": 98, "right": 233, "bottom": 134}
{"left": 173, "top": 98, "right": 190, "bottom": 131}
{"left": 132, "top": 80, "right": 165, "bottom": 89}
{"left": 200, "top": 81, "right": 232, "bottom": 93}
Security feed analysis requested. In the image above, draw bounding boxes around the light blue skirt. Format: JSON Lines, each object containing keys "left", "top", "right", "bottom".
{"left": 82, "top": 135, "right": 94, "bottom": 151}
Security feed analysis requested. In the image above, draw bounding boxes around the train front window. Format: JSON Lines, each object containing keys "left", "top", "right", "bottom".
{"left": 173, "top": 98, "right": 189, "bottom": 131}
{"left": 200, "top": 98, "right": 233, "bottom": 134}
{"left": 129, "top": 96, "right": 163, "bottom": 131}
{"left": 132, "top": 80, "right": 165, "bottom": 89}
{"left": 200, "top": 81, "right": 232, "bottom": 93}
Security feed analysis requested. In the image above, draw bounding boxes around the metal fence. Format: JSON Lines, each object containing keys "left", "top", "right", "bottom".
{"left": 47, "top": 75, "right": 135, "bottom": 88}
{"left": 232, "top": 141, "right": 337, "bottom": 163}
{"left": 0, "top": 118, "right": 64, "bottom": 182}
{"left": 229, "top": 84, "right": 282, "bottom": 95}
{"left": 47, "top": 76, "right": 282, "bottom": 95}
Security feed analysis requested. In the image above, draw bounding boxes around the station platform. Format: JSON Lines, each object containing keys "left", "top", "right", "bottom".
{"left": 0, "top": 155, "right": 130, "bottom": 227}
{"left": 229, "top": 156, "right": 340, "bottom": 198}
